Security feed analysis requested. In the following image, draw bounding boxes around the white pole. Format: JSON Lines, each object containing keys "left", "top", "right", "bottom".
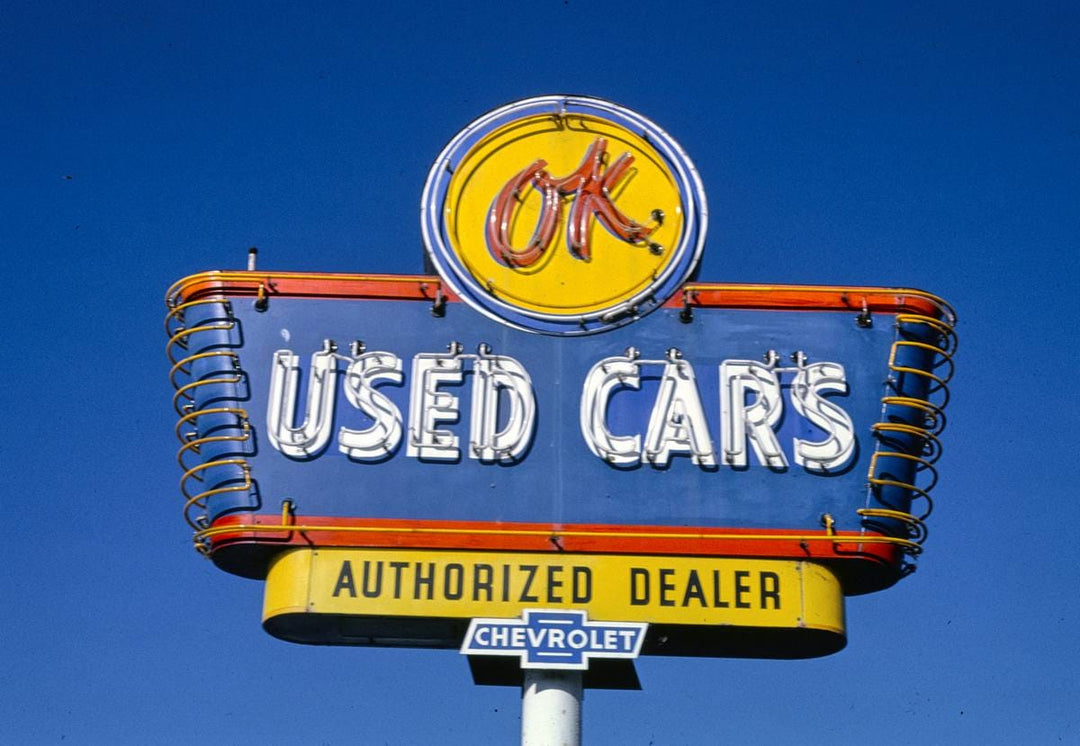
{"left": 521, "top": 669, "right": 583, "bottom": 746}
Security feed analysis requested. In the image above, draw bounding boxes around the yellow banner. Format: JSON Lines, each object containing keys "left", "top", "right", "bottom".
{"left": 264, "top": 548, "right": 844, "bottom": 633}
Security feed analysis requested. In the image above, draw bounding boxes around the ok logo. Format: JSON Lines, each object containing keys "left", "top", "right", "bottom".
{"left": 486, "top": 138, "right": 663, "bottom": 268}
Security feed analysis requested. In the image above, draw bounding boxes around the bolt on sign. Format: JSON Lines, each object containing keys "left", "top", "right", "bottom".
{"left": 165, "top": 96, "right": 956, "bottom": 687}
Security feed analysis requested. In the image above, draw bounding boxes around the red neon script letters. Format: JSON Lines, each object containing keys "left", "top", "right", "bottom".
{"left": 486, "top": 138, "right": 661, "bottom": 268}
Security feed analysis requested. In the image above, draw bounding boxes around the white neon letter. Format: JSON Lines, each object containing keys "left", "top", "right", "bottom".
{"left": 266, "top": 347, "right": 339, "bottom": 458}
{"left": 580, "top": 355, "right": 642, "bottom": 466}
{"left": 720, "top": 360, "right": 787, "bottom": 468}
{"left": 643, "top": 354, "right": 716, "bottom": 467}
{"left": 338, "top": 351, "right": 404, "bottom": 460}
{"left": 407, "top": 351, "right": 463, "bottom": 461}
{"left": 469, "top": 351, "right": 536, "bottom": 463}
{"left": 791, "top": 361, "right": 856, "bottom": 472}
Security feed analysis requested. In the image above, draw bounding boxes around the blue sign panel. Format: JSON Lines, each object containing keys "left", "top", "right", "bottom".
{"left": 187, "top": 299, "right": 897, "bottom": 525}
{"left": 461, "top": 610, "right": 647, "bottom": 669}
{"left": 168, "top": 275, "right": 953, "bottom": 589}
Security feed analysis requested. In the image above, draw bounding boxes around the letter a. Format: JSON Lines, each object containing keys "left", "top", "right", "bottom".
{"left": 333, "top": 561, "right": 357, "bottom": 598}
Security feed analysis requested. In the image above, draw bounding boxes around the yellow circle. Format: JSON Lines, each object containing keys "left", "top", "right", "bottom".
{"left": 444, "top": 114, "right": 685, "bottom": 316}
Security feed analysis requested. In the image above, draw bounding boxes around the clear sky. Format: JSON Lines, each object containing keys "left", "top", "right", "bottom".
{"left": 3, "top": 1, "right": 1078, "bottom": 743}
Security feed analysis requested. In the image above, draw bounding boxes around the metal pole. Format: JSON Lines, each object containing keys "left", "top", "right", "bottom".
{"left": 521, "top": 669, "right": 583, "bottom": 746}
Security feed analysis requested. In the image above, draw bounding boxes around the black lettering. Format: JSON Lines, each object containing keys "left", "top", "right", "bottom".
{"left": 572, "top": 567, "right": 592, "bottom": 603}
{"left": 414, "top": 562, "right": 435, "bottom": 600}
{"left": 712, "top": 570, "right": 729, "bottom": 608}
{"left": 735, "top": 570, "right": 751, "bottom": 608}
{"left": 501, "top": 564, "right": 510, "bottom": 602}
{"left": 519, "top": 564, "right": 539, "bottom": 602}
{"left": 444, "top": 563, "right": 464, "bottom": 600}
{"left": 361, "top": 561, "right": 383, "bottom": 598}
{"left": 682, "top": 570, "right": 707, "bottom": 607}
{"left": 760, "top": 571, "right": 781, "bottom": 609}
{"left": 473, "top": 564, "right": 494, "bottom": 602}
{"left": 659, "top": 568, "right": 676, "bottom": 606}
{"left": 547, "top": 565, "right": 564, "bottom": 603}
{"left": 630, "top": 568, "right": 650, "bottom": 605}
{"left": 332, "top": 560, "right": 357, "bottom": 598}
{"left": 389, "top": 561, "right": 408, "bottom": 599}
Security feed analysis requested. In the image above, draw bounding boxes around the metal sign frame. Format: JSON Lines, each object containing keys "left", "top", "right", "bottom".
{"left": 166, "top": 271, "right": 955, "bottom": 602}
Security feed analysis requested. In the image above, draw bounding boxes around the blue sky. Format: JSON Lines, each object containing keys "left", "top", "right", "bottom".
{"left": 3, "top": 1, "right": 1078, "bottom": 743}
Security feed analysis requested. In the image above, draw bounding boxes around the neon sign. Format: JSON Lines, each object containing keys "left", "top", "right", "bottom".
{"left": 166, "top": 96, "right": 956, "bottom": 662}
{"left": 262, "top": 341, "right": 856, "bottom": 476}
{"left": 422, "top": 96, "right": 706, "bottom": 335}
{"left": 487, "top": 137, "right": 662, "bottom": 266}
